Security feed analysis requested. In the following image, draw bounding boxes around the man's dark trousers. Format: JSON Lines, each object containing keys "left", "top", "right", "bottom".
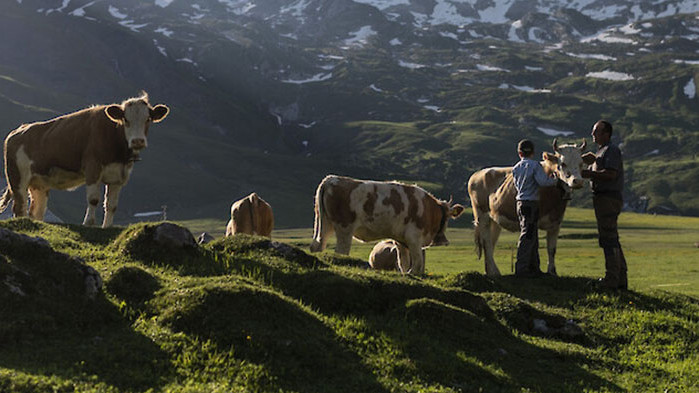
{"left": 516, "top": 200, "right": 541, "bottom": 276}
{"left": 593, "top": 194, "right": 628, "bottom": 288}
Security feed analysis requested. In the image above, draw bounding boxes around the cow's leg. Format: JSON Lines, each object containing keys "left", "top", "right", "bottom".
{"left": 102, "top": 184, "right": 122, "bottom": 228}
{"left": 334, "top": 226, "right": 353, "bottom": 255}
{"left": 310, "top": 213, "right": 334, "bottom": 252}
{"left": 545, "top": 227, "right": 560, "bottom": 276}
{"left": 83, "top": 183, "right": 101, "bottom": 226}
{"left": 478, "top": 215, "right": 501, "bottom": 276}
{"left": 396, "top": 244, "right": 411, "bottom": 274}
{"left": 28, "top": 187, "right": 49, "bottom": 221}
{"left": 10, "top": 149, "right": 31, "bottom": 217}
{"left": 408, "top": 244, "right": 426, "bottom": 275}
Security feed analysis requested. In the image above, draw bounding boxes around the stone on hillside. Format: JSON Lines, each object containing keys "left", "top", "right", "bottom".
{"left": 198, "top": 232, "right": 215, "bottom": 245}
{"left": 153, "top": 223, "right": 197, "bottom": 249}
{"left": 0, "top": 227, "right": 50, "bottom": 249}
{"left": 0, "top": 228, "right": 102, "bottom": 300}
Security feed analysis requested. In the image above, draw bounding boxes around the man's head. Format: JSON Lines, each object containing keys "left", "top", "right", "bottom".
{"left": 518, "top": 139, "right": 535, "bottom": 158}
{"left": 591, "top": 120, "right": 612, "bottom": 146}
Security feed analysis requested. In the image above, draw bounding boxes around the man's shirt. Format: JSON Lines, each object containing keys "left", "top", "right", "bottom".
{"left": 512, "top": 157, "right": 557, "bottom": 201}
{"left": 591, "top": 142, "right": 624, "bottom": 196}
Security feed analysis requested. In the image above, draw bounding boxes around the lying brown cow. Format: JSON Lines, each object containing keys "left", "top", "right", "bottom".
{"left": 310, "top": 175, "right": 465, "bottom": 274}
{"left": 467, "top": 139, "right": 592, "bottom": 276}
{"left": 369, "top": 239, "right": 426, "bottom": 271}
{"left": 0, "top": 93, "right": 169, "bottom": 227}
{"left": 225, "top": 193, "right": 274, "bottom": 237}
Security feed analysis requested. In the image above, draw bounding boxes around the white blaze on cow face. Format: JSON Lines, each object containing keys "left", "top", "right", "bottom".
{"left": 545, "top": 139, "right": 587, "bottom": 189}
{"left": 105, "top": 95, "right": 169, "bottom": 151}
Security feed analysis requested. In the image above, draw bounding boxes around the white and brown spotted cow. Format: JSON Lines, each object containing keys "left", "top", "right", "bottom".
{"left": 225, "top": 192, "right": 274, "bottom": 238}
{"left": 310, "top": 175, "right": 465, "bottom": 275}
{"left": 0, "top": 93, "right": 169, "bottom": 227}
{"left": 468, "top": 139, "right": 593, "bottom": 276}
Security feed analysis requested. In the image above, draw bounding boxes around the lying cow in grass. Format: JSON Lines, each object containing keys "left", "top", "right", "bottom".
{"left": 0, "top": 92, "right": 169, "bottom": 227}
{"left": 310, "top": 175, "right": 464, "bottom": 274}
{"left": 369, "top": 239, "right": 426, "bottom": 271}
{"left": 225, "top": 192, "right": 274, "bottom": 238}
{"left": 467, "top": 139, "right": 593, "bottom": 276}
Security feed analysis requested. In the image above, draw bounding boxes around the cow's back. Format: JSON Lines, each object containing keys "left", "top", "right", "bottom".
{"left": 6, "top": 106, "right": 128, "bottom": 176}
{"left": 255, "top": 198, "right": 274, "bottom": 237}
{"left": 369, "top": 240, "right": 400, "bottom": 271}
{"left": 468, "top": 167, "right": 511, "bottom": 214}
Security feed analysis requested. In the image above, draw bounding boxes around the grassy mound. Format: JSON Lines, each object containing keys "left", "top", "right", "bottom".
{"left": 0, "top": 220, "right": 697, "bottom": 392}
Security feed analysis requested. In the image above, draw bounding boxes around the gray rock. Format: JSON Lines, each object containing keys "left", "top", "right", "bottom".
{"left": 153, "top": 223, "right": 197, "bottom": 249}
{"left": 198, "top": 232, "right": 215, "bottom": 245}
{"left": 0, "top": 227, "right": 50, "bottom": 249}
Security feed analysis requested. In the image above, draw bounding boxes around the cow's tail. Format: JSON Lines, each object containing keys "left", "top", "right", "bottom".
{"left": 0, "top": 187, "right": 12, "bottom": 213}
{"left": 310, "top": 177, "right": 329, "bottom": 252}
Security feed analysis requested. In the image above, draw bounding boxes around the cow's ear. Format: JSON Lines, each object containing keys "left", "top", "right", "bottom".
{"left": 150, "top": 104, "right": 170, "bottom": 123}
{"left": 450, "top": 204, "right": 465, "bottom": 218}
{"left": 105, "top": 105, "right": 125, "bottom": 124}
{"left": 543, "top": 152, "right": 558, "bottom": 163}
{"left": 582, "top": 152, "right": 596, "bottom": 165}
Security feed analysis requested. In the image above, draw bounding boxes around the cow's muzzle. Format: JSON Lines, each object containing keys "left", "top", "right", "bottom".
{"left": 430, "top": 232, "right": 449, "bottom": 247}
{"left": 130, "top": 138, "right": 147, "bottom": 150}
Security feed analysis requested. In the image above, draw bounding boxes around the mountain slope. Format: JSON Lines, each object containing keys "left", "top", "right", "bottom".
{"left": 0, "top": 0, "right": 698, "bottom": 223}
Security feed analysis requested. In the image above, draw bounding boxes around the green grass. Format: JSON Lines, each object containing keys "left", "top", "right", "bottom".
{"left": 1, "top": 209, "right": 698, "bottom": 392}
{"left": 184, "top": 207, "right": 699, "bottom": 298}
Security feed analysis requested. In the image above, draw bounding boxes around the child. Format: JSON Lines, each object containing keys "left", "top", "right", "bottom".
{"left": 512, "top": 139, "right": 558, "bottom": 277}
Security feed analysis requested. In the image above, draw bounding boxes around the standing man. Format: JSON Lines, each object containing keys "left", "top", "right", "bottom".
{"left": 582, "top": 120, "right": 628, "bottom": 290}
{"left": 512, "top": 139, "right": 558, "bottom": 278}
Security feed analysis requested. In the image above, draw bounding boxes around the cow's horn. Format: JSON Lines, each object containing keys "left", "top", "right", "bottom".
{"left": 553, "top": 138, "right": 559, "bottom": 152}
{"left": 579, "top": 139, "right": 587, "bottom": 150}
{"left": 447, "top": 195, "right": 453, "bottom": 205}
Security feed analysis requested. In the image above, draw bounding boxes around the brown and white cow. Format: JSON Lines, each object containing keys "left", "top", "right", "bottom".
{"left": 225, "top": 192, "right": 274, "bottom": 238}
{"left": 369, "top": 239, "right": 426, "bottom": 271}
{"left": 467, "top": 139, "right": 592, "bottom": 276}
{"left": 310, "top": 175, "right": 465, "bottom": 274}
{"left": 0, "top": 93, "right": 169, "bottom": 227}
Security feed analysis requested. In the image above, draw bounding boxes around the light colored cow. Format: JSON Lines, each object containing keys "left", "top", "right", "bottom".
{"left": 369, "top": 239, "right": 426, "bottom": 271}
{"left": 369, "top": 240, "right": 402, "bottom": 271}
{"left": 467, "top": 139, "right": 592, "bottom": 276}
{"left": 310, "top": 175, "right": 465, "bottom": 274}
{"left": 225, "top": 192, "right": 274, "bottom": 237}
{"left": 0, "top": 92, "right": 169, "bottom": 227}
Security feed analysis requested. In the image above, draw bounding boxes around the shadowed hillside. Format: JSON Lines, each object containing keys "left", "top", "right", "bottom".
{"left": 1, "top": 218, "right": 697, "bottom": 392}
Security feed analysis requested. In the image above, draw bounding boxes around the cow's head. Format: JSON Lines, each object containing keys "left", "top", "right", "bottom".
{"left": 542, "top": 139, "right": 587, "bottom": 189}
{"left": 430, "top": 199, "right": 465, "bottom": 247}
{"left": 105, "top": 92, "right": 169, "bottom": 151}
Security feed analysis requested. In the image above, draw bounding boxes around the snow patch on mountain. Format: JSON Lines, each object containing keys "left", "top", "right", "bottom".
{"left": 537, "top": 127, "right": 575, "bottom": 136}
{"left": 477, "top": 64, "right": 510, "bottom": 72}
{"left": 586, "top": 70, "right": 635, "bottom": 81}
{"left": 108, "top": 6, "right": 127, "bottom": 19}
{"left": 398, "top": 60, "right": 427, "bottom": 69}
{"left": 685, "top": 77, "right": 696, "bottom": 99}
{"left": 345, "top": 26, "right": 377, "bottom": 46}
{"left": 566, "top": 52, "right": 617, "bottom": 61}
{"left": 155, "top": 27, "right": 174, "bottom": 37}
{"left": 155, "top": 0, "right": 175, "bottom": 7}
{"left": 282, "top": 73, "right": 333, "bottom": 84}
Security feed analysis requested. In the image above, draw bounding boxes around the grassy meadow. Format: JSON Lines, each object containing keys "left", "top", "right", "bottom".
{"left": 180, "top": 207, "right": 699, "bottom": 297}
{"left": 0, "top": 207, "right": 697, "bottom": 392}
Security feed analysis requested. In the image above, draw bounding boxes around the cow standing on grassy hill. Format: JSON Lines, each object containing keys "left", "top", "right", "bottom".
{"left": 0, "top": 93, "right": 169, "bottom": 227}
{"left": 310, "top": 175, "right": 465, "bottom": 275}
{"left": 225, "top": 193, "right": 274, "bottom": 237}
{"left": 467, "top": 139, "right": 594, "bottom": 276}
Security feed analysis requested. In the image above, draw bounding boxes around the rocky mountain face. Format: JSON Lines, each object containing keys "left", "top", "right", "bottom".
{"left": 1, "top": 0, "right": 698, "bottom": 224}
